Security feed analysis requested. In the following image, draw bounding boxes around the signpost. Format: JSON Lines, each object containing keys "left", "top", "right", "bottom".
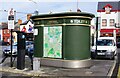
{"left": 8, "top": 8, "right": 15, "bottom": 29}
{"left": 8, "top": 8, "right": 15, "bottom": 67}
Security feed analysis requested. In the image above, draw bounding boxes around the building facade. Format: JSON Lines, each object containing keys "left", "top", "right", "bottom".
{"left": 20, "top": 14, "right": 34, "bottom": 41}
{"left": 1, "top": 22, "right": 11, "bottom": 43}
{"left": 97, "top": 1, "right": 120, "bottom": 40}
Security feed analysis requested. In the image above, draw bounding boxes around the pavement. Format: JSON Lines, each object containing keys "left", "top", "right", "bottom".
{"left": 0, "top": 58, "right": 116, "bottom": 78}
{"left": 0, "top": 46, "right": 117, "bottom": 78}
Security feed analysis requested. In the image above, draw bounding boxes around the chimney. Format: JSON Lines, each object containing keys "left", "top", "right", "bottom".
{"left": 18, "top": 19, "right": 22, "bottom": 25}
{"left": 27, "top": 14, "right": 32, "bottom": 20}
{"left": 77, "top": 8, "right": 81, "bottom": 12}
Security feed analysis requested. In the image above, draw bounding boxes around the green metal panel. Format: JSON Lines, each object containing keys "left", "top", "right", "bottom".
{"left": 32, "top": 12, "right": 95, "bottom": 60}
{"left": 63, "top": 26, "right": 90, "bottom": 60}
{"left": 34, "top": 18, "right": 91, "bottom": 25}
{"left": 34, "top": 26, "right": 43, "bottom": 57}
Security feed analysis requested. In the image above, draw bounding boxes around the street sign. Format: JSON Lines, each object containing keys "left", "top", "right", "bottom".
{"left": 8, "top": 20, "right": 14, "bottom": 29}
{"left": 8, "top": 8, "right": 14, "bottom": 16}
{"left": 8, "top": 15, "right": 14, "bottom": 20}
{"left": 8, "top": 8, "right": 15, "bottom": 29}
{"left": 8, "top": 8, "right": 15, "bottom": 67}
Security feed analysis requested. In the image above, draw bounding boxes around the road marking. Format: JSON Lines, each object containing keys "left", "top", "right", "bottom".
{"left": 107, "top": 60, "right": 116, "bottom": 77}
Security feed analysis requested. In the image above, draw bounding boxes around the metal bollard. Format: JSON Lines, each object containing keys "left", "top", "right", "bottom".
{"left": 33, "top": 57, "right": 40, "bottom": 71}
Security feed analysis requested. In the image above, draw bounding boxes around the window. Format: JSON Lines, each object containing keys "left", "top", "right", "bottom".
{"left": 110, "top": 19, "right": 115, "bottom": 26}
{"left": 97, "top": 39, "right": 114, "bottom": 46}
{"left": 102, "top": 19, "right": 107, "bottom": 27}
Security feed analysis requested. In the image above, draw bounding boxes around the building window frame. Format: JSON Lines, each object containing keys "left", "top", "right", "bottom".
{"left": 102, "top": 19, "right": 107, "bottom": 27}
{"left": 110, "top": 19, "right": 115, "bottom": 26}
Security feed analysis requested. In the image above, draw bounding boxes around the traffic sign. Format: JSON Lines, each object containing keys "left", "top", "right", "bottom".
{"left": 8, "top": 8, "right": 15, "bottom": 29}
{"left": 8, "top": 8, "right": 14, "bottom": 16}
{"left": 8, "top": 20, "right": 14, "bottom": 29}
{"left": 8, "top": 8, "right": 15, "bottom": 21}
{"left": 8, "top": 15, "right": 14, "bottom": 20}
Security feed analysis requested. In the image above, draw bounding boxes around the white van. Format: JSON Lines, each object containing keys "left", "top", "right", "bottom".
{"left": 91, "top": 37, "right": 117, "bottom": 59}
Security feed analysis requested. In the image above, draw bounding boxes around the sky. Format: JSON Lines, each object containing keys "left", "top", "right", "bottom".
{"left": 0, "top": 0, "right": 119, "bottom": 22}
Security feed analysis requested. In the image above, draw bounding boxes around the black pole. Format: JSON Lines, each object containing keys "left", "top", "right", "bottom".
{"left": 17, "top": 32, "right": 26, "bottom": 70}
{"left": 10, "top": 29, "right": 13, "bottom": 67}
{"left": 95, "top": 17, "right": 98, "bottom": 58}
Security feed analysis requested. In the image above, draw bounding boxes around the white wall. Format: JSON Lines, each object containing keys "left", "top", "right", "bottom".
{"left": 118, "top": 12, "right": 120, "bottom": 27}
{"left": 99, "top": 12, "right": 118, "bottom": 29}
{"left": 20, "top": 21, "right": 34, "bottom": 33}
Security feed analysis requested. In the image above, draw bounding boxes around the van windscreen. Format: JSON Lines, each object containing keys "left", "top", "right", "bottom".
{"left": 97, "top": 39, "right": 114, "bottom": 46}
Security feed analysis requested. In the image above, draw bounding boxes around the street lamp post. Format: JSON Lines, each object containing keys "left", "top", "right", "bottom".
{"left": 28, "top": 0, "right": 39, "bottom": 15}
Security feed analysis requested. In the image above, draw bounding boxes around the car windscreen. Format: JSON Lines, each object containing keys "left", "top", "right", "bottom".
{"left": 97, "top": 39, "right": 114, "bottom": 46}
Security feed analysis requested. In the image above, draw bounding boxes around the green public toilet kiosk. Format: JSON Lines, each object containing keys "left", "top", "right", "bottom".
{"left": 31, "top": 12, "right": 95, "bottom": 68}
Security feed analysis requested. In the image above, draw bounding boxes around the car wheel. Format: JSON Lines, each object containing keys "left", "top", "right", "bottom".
{"left": 110, "top": 56, "right": 114, "bottom": 60}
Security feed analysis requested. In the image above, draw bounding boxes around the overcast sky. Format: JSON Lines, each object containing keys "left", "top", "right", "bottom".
{"left": 0, "top": 0, "right": 118, "bottom": 22}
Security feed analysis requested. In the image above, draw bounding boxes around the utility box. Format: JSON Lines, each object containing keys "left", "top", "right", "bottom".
{"left": 31, "top": 12, "right": 95, "bottom": 68}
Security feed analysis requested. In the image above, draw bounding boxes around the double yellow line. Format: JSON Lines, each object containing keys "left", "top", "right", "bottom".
{"left": 118, "top": 66, "right": 120, "bottom": 78}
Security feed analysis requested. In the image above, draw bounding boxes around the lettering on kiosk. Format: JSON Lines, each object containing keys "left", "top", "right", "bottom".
{"left": 70, "top": 19, "right": 88, "bottom": 24}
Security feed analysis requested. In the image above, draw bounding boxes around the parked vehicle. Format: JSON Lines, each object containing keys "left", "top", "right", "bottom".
{"left": 1, "top": 41, "right": 34, "bottom": 64}
{"left": 2, "top": 41, "right": 34, "bottom": 56}
{"left": 0, "top": 41, "right": 10, "bottom": 46}
{"left": 25, "top": 41, "right": 34, "bottom": 55}
{"left": 2, "top": 42, "right": 17, "bottom": 56}
{"left": 91, "top": 37, "right": 117, "bottom": 59}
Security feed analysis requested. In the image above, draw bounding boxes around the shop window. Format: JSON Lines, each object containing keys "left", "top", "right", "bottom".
{"left": 110, "top": 19, "right": 115, "bottom": 26}
{"left": 102, "top": 19, "right": 107, "bottom": 27}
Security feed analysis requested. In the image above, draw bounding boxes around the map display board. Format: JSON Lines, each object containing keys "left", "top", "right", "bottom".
{"left": 43, "top": 26, "right": 62, "bottom": 58}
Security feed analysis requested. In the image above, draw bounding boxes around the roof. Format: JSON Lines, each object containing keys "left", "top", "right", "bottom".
{"left": 31, "top": 12, "right": 95, "bottom": 19}
{"left": 0, "top": 22, "right": 20, "bottom": 30}
{"left": 0, "top": 22, "right": 8, "bottom": 29}
{"left": 20, "top": 20, "right": 33, "bottom": 25}
{"left": 97, "top": 1, "right": 120, "bottom": 12}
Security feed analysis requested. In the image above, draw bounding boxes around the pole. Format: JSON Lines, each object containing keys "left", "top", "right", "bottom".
{"left": 77, "top": 0, "right": 78, "bottom": 9}
{"left": 10, "top": 29, "right": 13, "bottom": 67}
{"left": 17, "top": 32, "right": 26, "bottom": 70}
{"left": 8, "top": 8, "right": 15, "bottom": 67}
{"left": 14, "top": 10, "right": 16, "bottom": 22}
{"left": 95, "top": 17, "right": 98, "bottom": 58}
{"left": 29, "top": 0, "right": 39, "bottom": 15}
